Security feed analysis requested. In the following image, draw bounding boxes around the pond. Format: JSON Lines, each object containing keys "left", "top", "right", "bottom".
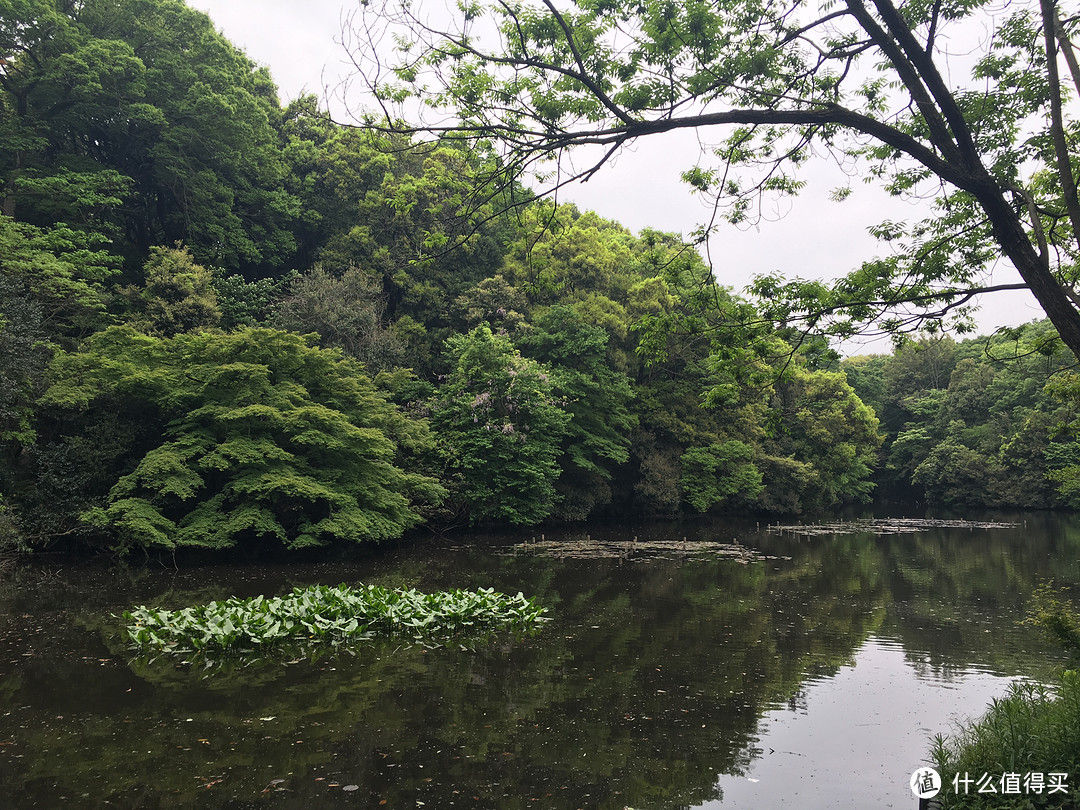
{"left": 1, "top": 511, "right": 1078, "bottom": 809}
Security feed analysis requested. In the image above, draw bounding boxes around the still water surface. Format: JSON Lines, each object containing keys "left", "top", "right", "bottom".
{"left": 1, "top": 513, "right": 1078, "bottom": 809}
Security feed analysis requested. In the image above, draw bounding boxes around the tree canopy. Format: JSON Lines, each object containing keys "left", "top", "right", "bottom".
{"left": 1, "top": 0, "right": 299, "bottom": 275}
{"left": 352, "top": 0, "right": 1080, "bottom": 358}
{"left": 41, "top": 327, "right": 445, "bottom": 552}
{"left": 432, "top": 324, "right": 571, "bottom": 525}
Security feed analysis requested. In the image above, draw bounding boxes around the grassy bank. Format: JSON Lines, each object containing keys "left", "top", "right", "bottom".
{"left": 929, "top": 585, "right": 1080, "bottom": 809}
{"left": 930, "top": 672, "right": 1080, "bottom": 808}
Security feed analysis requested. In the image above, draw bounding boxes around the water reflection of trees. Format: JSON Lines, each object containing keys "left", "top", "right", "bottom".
{"left": 878, "top": 518, "right": 1080, "bottom": 677}
{"left": 1, "top": 518, "right": 1077, "bottom": 807}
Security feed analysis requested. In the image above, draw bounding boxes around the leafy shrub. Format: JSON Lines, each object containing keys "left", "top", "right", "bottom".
{"left": 680, "top": 441, "right": 763, "bottom": 512}
{"left": 432, "top": 325, "right": 570, "bottom": 525}
{"left": 43, "top": 326, "right": 445, "bottom": 552}
{"left": 1025, "top": 583, "right": 1080, "bottom": 661}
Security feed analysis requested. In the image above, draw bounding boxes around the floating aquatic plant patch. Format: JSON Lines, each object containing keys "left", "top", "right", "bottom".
{"left": 500, "top": 536, "right": 783, "bottom": 562}
{"left": 124, "top": 584, "right": 548, "bottom": 653}
{"left": 767, "top": 518, "right": 1020, "bottom": 538}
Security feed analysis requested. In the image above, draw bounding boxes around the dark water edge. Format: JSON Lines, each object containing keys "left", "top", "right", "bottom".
{"left": 1, "top": 510, "right": 1077, "bottom": 809}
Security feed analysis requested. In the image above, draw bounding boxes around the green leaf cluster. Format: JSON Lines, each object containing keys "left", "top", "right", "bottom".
{"left": 1024, "top": 583, "right": 1080, "bottom": 660}
{"left": 680, "top": 441, "right": 763, "bottom": 512}
{"left": 124, "top": 583, "right": 548, "bottom": 653}
{"left": 120, "top": 244, "right": 221, "bottom": 337}
{"left": 1, "top": 0, "right": 299, "bottom": 275}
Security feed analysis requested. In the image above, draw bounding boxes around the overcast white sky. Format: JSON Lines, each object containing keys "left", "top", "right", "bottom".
{"left": 188, "top": 0, "right": 1048, "bottom": 351}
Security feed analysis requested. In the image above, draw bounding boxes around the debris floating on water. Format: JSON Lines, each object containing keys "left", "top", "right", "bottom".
{"left": 503, "top": 537, "right": 785, "bottom": 561}
{"left": 767, "top": 518, "right": 1020, "bottom": 538}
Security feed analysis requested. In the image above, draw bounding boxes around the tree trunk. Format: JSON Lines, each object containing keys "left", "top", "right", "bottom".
{"left": 2, "top": 151, "right": 20, "bottom": 219}
{"left": 980, "top": 184, "right": 1080, "bottom": 359}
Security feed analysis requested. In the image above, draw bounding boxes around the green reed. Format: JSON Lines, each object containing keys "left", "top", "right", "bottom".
{"left": 930, "top": 671, "right": 1080, "bottom": 808}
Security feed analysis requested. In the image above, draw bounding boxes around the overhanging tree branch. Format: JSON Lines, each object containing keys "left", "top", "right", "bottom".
{"left": 349, "top": 0, "right": 1080, "bottom": 359}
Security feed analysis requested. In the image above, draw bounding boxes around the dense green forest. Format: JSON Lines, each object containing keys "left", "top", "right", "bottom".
{"left": 2, "top": 0, "right": 1080, "bottom": 555}
{"left": 844, "top": 325, "right": 1080, "bottom": 509}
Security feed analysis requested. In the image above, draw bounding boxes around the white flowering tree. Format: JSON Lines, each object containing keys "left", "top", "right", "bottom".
{"left": 432, "top": 325, "right": 570, "bottom": 525}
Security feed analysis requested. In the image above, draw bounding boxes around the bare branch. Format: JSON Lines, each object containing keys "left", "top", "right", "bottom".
{"left": 1044, "top": 0, "right": 1080, "bottom": 257}
{"left": 780, "top": 9, "right": 853, "bottom": 45}
{"left": 1054, "top": 11, "right": 1080, "bottom": 98}
{"left": 844, "top": 0, "right": 963, "bottom": 165}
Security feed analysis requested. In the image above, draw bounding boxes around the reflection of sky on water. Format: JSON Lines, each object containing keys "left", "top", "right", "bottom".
{"left": 707, "top": 636, "right": 1019, "bottom": 809}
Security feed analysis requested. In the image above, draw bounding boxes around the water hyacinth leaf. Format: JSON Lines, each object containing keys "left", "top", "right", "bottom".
{"left": 123, "top": 584, "right": 548, "bottom": 657}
